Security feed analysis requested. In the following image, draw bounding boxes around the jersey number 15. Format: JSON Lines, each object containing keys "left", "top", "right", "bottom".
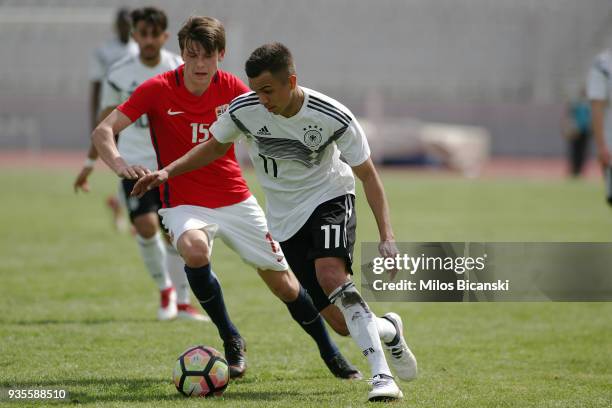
{"left": 191, "top": 123, "right": 210, "bottom": 144}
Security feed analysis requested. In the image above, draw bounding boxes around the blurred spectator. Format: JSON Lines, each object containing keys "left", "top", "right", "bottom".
{"left": 563, "top": 88, "right": 592, "bottom": 177}
{"left": 587, "top": 48, "right": 612, "bottom": 202}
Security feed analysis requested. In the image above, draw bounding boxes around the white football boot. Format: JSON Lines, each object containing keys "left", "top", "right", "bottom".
{"left": 367, "top": 374, "right": 403, "bottom": 402}
{"left": 381, "top": 312, "right": 418, "bottom": 381}
{"left": 177, "top": 304, "right": 211, "bottom": 322}
{"left": 158, "top": 287, "right": 178, "bottom": 321}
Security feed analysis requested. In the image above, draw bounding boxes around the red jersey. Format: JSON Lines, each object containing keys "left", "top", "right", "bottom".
{"left": 118, "top": 66, "right": 251, "bottom": 208}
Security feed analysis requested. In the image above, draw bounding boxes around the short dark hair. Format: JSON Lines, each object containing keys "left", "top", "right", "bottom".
{"left": 245, "top": 42, "right": 295, "bottom": 80}
{"left": 116, "top": 8, "right": 131, "bottom": 25}
{"left": 177, "top": 16, "right": 225, "bottom": 54}
{"left": 130, "top": 7, "right": 168, "bottom": 32}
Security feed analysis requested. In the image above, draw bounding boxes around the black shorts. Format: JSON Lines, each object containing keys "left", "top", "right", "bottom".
{"left": 280, "top": 194, "right": 356, "bottom": 311}
{"left": 121, "top": 178, "right": 162, "bottom": 223}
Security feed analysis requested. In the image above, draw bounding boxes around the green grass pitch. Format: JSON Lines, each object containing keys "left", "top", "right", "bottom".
{"left": 1, "top": 168, "right": 611, "bottom": 407}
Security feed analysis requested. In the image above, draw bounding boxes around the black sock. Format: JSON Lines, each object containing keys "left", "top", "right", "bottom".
{"left": 184, "top": 264, "right": 240, "bottom": 341}
{"left": 285, "top": 286, "right": 339, "bottom": 361}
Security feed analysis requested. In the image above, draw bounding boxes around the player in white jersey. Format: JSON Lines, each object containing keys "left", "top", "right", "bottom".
{"left": 76, "top": 8, "right": 136, "bottom": 228}
{"left": 75, "top": 7, "right": 207, "bottom": 322}
{"left": 88, "top": 8, "right": 138, "bottom": 132}
{"left": 587, "top": 48, "right": 612, "bottom": 203}
{"left": 133, "top": 42, "right": 417, "bottom": 402}
{"left": 80, "top": 8, "right": 138, "bottom": 231}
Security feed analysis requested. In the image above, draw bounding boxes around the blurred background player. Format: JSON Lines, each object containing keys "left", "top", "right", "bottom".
{"left": 76, "top": 7, "right": 137, "bottom": 231}
{"left": 75, "top": 7, "right": 208, "bottom": 322}
{"left": 88, "top": 7, "right": 137, "bottom": 136}
{"left": 587, "top": 47, "right": 612, "bottom": 202}
{"left": 563, "top": 88, "right": 592, "bottom": 177}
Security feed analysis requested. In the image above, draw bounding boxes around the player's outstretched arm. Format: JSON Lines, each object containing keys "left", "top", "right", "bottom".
{"left": 130, "top": 137, "right": 232, "bottom": 197}
{"left": 591, "top": 100, "right": 610, "bottom": 167}
{"left": 92, "top": 109, "right": 150, "bottom": 179}
{"left": 352, "top": 158, "right": 400, "bottom": 278}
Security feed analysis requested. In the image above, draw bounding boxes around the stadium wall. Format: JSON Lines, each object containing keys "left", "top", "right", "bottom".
{"left": 0, "top": 0, "right": 611, "bottom": 155}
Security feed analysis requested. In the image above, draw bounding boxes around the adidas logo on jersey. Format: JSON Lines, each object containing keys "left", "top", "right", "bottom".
{"left": 257, "top": 126, "right": 271, "bottom": 136}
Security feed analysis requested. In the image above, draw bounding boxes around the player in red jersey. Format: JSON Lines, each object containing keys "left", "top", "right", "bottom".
{"left": 92, "top": 16, "right": 360, "bottom": 380}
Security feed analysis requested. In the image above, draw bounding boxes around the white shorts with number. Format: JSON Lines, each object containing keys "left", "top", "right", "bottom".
{"left": 158, "top": 195, "right": 288, "bottom": 271}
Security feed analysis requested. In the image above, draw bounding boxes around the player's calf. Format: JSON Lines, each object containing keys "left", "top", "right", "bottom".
{"left": 177, "top": 231, "right": 244, "bottom": 374}
{"left": 257, "top": 268, "right": 299, "bottom": 302}
{"left": 320, "top": 305, "right": 350, "bottom": 336}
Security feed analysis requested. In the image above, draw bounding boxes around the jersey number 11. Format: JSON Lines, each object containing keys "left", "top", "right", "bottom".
{"left": 258, "top": 154, "right": 278, "bottom": 177}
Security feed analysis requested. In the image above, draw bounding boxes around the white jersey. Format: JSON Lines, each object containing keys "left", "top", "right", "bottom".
{"left": 587, "top": 49, "right": 612, "bottom": 147}
{"left": 211, "top": 86, "right": 370, "bottom": 241}
{"left": 88, "top": 38, "right": 138, "bottom": 82}
{"left": 100, "top": 49, "right": 183, "bottom": 170}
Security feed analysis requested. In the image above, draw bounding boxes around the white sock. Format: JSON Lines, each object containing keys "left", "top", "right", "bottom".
{"left": 165, "top": 243, "right": 191, "bottom": 304}
{"left": 376, "top": 317, "right": 397, "bottom": 344}
{"left": 136, "top": 233, "right": 172, "bottom": 290}
{"left": 329, "top": 281, "right": 392, "bottom": 378}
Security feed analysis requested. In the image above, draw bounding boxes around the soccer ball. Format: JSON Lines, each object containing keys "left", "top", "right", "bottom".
{"left": 173, "top": 345, "right": 229, "bottom": 397}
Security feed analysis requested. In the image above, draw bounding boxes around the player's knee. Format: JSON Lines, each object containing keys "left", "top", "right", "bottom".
{"left": 177, "top": 232, "right": 210, "bottom": 268}
{"left": 317, "top": 274, "right": 343, "bottom": 295}
{"left": 182, "top": 251, "right": 209, "bottom": 268}
{"left": 315, "top": 259, "right": 349, "bottom": 294}
{"left": 180, "top": 243, "right": 210, "bottom": 268}
{"left": 132, "top": 214, "right": 159, "bottom": 238}
{"left": 134, "top": 224, "right": 158, "bottom": 239}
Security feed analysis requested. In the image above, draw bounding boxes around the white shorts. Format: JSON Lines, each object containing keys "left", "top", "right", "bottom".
{"left": 158, "top": 196, "right": 288, "bottom": 272}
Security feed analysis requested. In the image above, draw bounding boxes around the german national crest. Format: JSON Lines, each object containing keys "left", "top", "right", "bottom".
{"left": 303, "top": 125, "right": 323, "bottom": 149}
